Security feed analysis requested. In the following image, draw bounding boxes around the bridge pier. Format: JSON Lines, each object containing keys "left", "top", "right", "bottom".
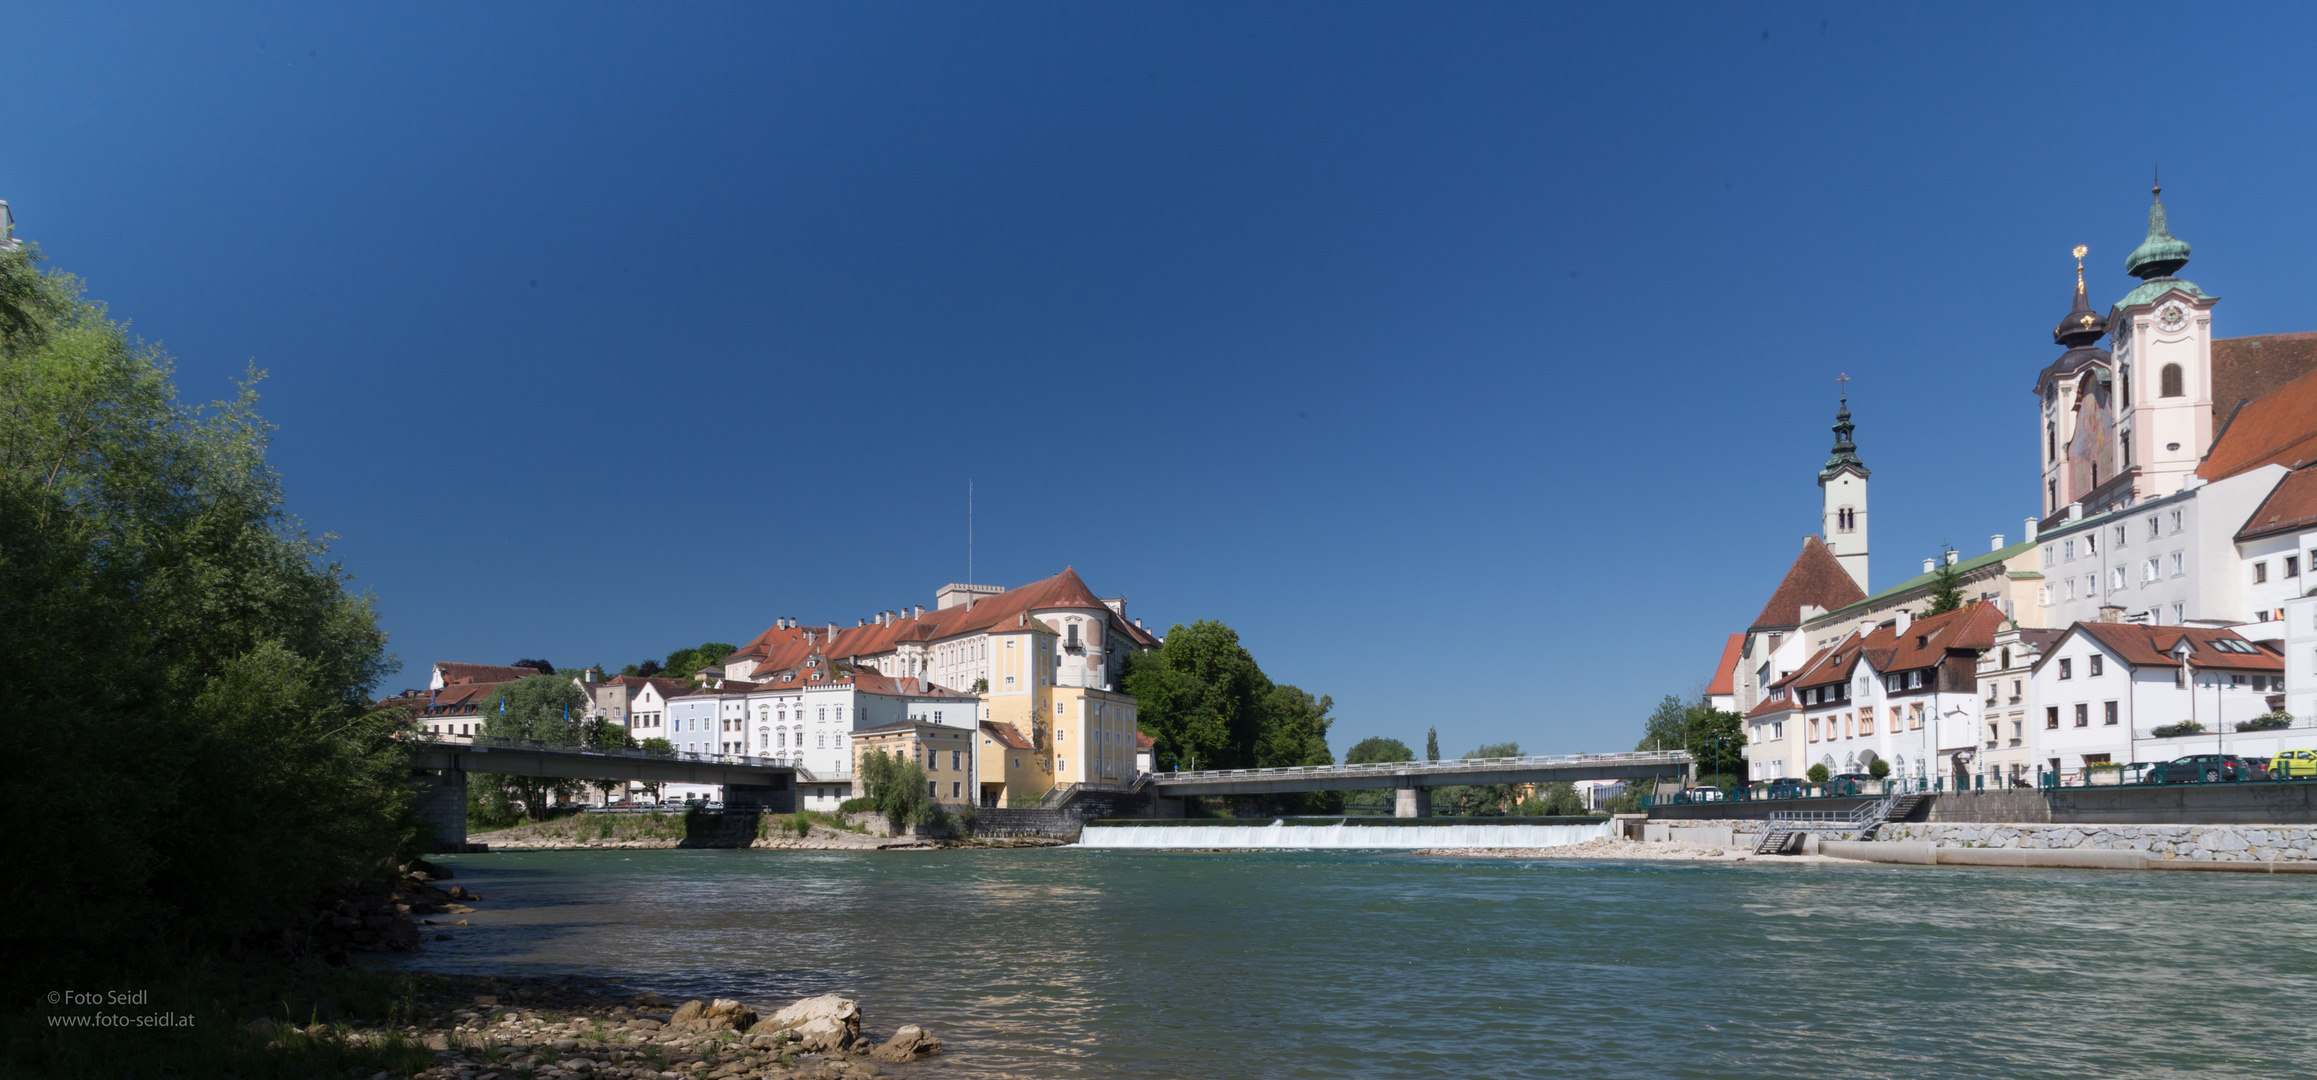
{"left": 414, "top": 768, "right": 468, "bottom": 851}
{"left": 1395, "top": 785, "right": 1431, "bottom": 818}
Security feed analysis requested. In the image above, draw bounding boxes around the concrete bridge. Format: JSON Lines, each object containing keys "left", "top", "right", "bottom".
{"left": 409, "top": 736, "right": 811, "bottom": 849}
{"left": 1145, "top": 751, "right": 1693, "bottom": 816}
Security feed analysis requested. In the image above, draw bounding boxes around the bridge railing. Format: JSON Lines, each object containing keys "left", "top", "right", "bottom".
{"left": 1155, "top": 750, "right": 1692, "bottom": 783}
{"left": 414, "top": 734, "right": 822, "bottom": 782}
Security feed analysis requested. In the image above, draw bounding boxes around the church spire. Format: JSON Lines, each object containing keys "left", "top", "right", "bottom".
{"left": 2125, "top": 174, "right": 2192, "bottom": 281}
{"left": 1819, "top": 382, "right": 1869, "bottom": 482}
{"left": 2054, "top": 244, "right": 2107, "bottom": 347}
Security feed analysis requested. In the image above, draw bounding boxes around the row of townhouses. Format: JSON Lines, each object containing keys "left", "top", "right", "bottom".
{"left": 388, "top": 568, "right": 1162, "bottom": 810}
{"left": 1717, "top": 185, "right": 2317, "bottom": 788}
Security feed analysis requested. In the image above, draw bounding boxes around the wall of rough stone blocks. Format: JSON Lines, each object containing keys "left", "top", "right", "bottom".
{"left": 1878, "top": 822, "right": 2317, "bottom": 863}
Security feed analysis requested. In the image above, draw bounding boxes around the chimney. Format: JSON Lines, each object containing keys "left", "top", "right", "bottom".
{"left": 584, "top": 668, "right": 597, "bottom": 684}
{"left": 2097, "top": 604, "right": 2125, "bottom": 623}
{"left": 1945, "top": 550, "right": 1960, "bottom": 566}
{"left": 1895, "top": 609, "right": 1913, "bottom": 633}
{"left": 914, "top": 605, "right": 925, "bottom": 619}
{"left": 2024, "top": 517, "right": 2038, "bottom": 544}
{"left": 1990, "top": 534, "right": 2005, "bottom": 552}
{"left": 1923, "top": 558, "right": 1936, "bottom": 574}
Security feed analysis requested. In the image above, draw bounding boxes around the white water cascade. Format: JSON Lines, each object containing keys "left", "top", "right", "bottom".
{"left": 1076, "top": 819, "right": 1614, "bottom": 850}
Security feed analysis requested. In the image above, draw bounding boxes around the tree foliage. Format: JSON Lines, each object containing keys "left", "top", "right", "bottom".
{"left": 1425, "top": 726, "right": 1440, "bottom": 762}
{"left": 1344, "top": 737, "right": 1414, "bottom": 764}
{"left": 1924, "top": 544, "right": 1965, "bottom": 616}
{"left": 1437, "top": 742, "right": 1523, "bottom": 815}
{"left": 1634, "top": 694, "right": 1744, "bottom": 784}
{"left": 0, "top": 242, "right": 410, "bottom": 987}
{"left": 659, "top": 641, "right": 737, "bottom": 683}
{"left": 857, "top": 748, "right": 931, "bottom": 832}
{"left": 1123, "top": 620, "right": 1335, "bottom": 772}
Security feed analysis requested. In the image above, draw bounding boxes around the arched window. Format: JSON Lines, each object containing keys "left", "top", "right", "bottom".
{"left": 2161, "top": 363, "right": 2184, "bottom": 397}
{"left": 2046, "top": 422, "right": 2056, "bottom": 462}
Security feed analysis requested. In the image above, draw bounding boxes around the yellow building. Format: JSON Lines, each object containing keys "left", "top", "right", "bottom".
{"left": 977, "top": 721, "right": 1041, "bottom": 807}
{"left": 849, "top": 721, "right": 979, "bottom": 810}
{"left": 1046, "top": 686, "right": 1140, "bottom": 788}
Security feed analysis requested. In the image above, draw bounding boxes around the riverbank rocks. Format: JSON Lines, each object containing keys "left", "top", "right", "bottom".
{"left": 668, "top": 997, "right": 758, "bottom": 1033}
{"left": 749, "top": 993, "right": 862, "bottom": 1049}
{"left": 870, "top": 1024, "right": 942, "bottom": 1062}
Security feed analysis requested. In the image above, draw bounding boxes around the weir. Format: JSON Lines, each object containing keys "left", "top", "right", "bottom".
{"left": 1077, "top": 820, "right": 1613, "bottom": 850}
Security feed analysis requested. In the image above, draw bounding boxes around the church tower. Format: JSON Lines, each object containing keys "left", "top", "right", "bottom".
{"left": 1819, "top": 391, "right": 1870, "bottom": 593}
{"left": 2110, "top": 179, "right": 2217, "bottom": 503}
{"left": 2037, "top": 245, "right": 2112, "bottom": 519}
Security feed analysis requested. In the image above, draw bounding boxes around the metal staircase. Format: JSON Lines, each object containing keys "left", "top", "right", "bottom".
{"left": 1754, "top": 829, "right": 1804, "bottom": 855}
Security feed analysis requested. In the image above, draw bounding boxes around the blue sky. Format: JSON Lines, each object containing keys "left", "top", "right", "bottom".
{"left": 8, "top": 4, "right": 2317, "bottom": 758}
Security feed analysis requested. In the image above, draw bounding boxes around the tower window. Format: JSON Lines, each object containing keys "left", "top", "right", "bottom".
{"left": 2161, "top": 364, "right": 2184, "bottom": 398}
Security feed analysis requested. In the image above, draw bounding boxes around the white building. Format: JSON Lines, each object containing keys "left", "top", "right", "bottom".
{"left": 2029, "top": 465, "right": 2286, "bottom": 629}
{"left": 2025, "top": 621, "right": 2292, "bottom": 779}
{"left": 1774, "top": 602, "right": 2003, "bottom": 789}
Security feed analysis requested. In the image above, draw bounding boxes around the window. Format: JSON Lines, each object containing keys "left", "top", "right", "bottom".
{"left": 2145, "top": 557, "right": 2160, "bottom": 583}
{"left": 2043, "top": 545, "right": 2056, "bottom": 568}
{"left": 2172, "top": 602, "right": 2185, "bottom": 623}
{"left": 2114, "top": 525, "right": 2127, "bottom": 547}
{"left": 2290, "top": 556, "right": 2303, "bottom": 578}
{"left": 2148, "top": 515, "right": 2161, "bottom": 540}
{"left": 2046, "top": 707, "right": 2060, "bottom": 730}
{"left": 2086, "top": 533, "right": 2098, "bottom": 556}
{"left": 2171, "top": 552, "right": 2184, "bottom": 577}
{"left": 1861, "top": 713, "right": 1874, "bottom": 736}
{"left": 927, "top": 781, "right": 937, "bottom": 798}
{"left": 2161, "top": 363, "right": 2183, "bottom": 397}
{"left": 952, "top": 750, "right": 962, "bottom": 771}
{"left": 2104, "top": 701, "right": 2119, "bottom": 726}
{"left": 1808, "top": 719, "right": 1820, "bottom": 742}
{"left": 2170, "top": 510, "right": 2183, "bottom": 534}
{"left": 1013, "top": 757, "right": 1021, "bottom": 769}
{"left": 2074, "top": 703, "right": 2089, "bottom": 727}
{"left": 1771, "top": 722, "right": 1783, "bottom": 740}
{"left": 2089, "top": 655, "right": 2104, "bottom": 676}
{"left": 2066, "top": 578, "right": 2077, "bottom": 601}
{"left": 952, "top": 782, "right": 962, "bottom": 799}
{"left": 2064, "top": 540, "right": 2076, "bottom": 562}
{"left": 2086, "top": 573, "right": 2098, "bottom": 596}
{"left": 2059, "top": 658, "right": 2073, "bottom": 680}
{"left": 2110, "top": 567, "right": 2125, "bottom": 592}
{"left": 2256, "top": 562, "right": 2270, "bottom": 584}
{"left": 1908, "top": 671, "right": 1923, "bottom": 689}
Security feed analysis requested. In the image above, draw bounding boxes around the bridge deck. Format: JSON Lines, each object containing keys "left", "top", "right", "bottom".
{"left": 1148, "top": 751, "right": 1692, "bottom": 797}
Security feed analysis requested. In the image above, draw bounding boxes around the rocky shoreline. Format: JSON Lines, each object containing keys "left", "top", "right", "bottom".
{"left": 282, "top": 973, "right": 943, "bottom": 1080}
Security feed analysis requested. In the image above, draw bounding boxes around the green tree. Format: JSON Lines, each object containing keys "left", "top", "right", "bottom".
{"left": 1683, "top": 702, "right": 1746, "bottom": 783}
{"left": 1636, "top": 695, "right": 1687, "bottom": 752}
{"left": 1123, "top": 620, "right": 1274, "bottom": 771}
{"left": 635, "top": 737, "right": 674, "bottom": 799}
{"left": 1515, "top": 781, "right": 1587, "bottom": 817}
{"left": 1807, "top": 763, "right": 1831, "bottom": 785}
{"left": 1425, "top": 726, "right": 1440, "bottom": 762}
{"left": 473, "top": 675, "right": 593, "bottom": 818}
{"left": 658, "top": 641, "right": 737, "bottom": 683}
{"left": 1344, "top": 737, "right": 1414, "bottom": 764}
{"left": 1, "top": 242, "right": 409, "bottom": 985}
{"left": 1924, "top": 543, "right": 1965, "bottom": 615}
{"left": 857, "top": 748, "right": 931, "bottom": 832}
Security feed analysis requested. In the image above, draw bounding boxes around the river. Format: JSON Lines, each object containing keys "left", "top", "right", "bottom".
{"left": 407, "top": 848, "right": 2317, "bottom": 1078}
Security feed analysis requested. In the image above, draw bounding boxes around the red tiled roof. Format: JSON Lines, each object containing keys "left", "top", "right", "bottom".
{"left": 2213, "top": 333, "right": 2317, "bottom": 430}
{"left": 982, "top": 721, "right": 1035, "bottom": 750}
{"left": 2063, "top": 622, "right": 2282, "bottom": 673}
{"left": 2199, "top": 363, "right": 2317, "bottom": 482}
{"left": 435, "top": 662, "right": 541, "bottom": 685}
{"left": 1876, "top": 602, "right": 2005, "bottom": 672}
{"left": 1748, "top": 537, "right": 1868, "bottom": 631}
{"left": 2235, "top": 465, "right": 2317, "bottom": 542}
{"left": 729, "top": 568, "right": 1147, "bottom": 677}
{"left": 1705, "top": 633, "right": 1743, "bottom": 696}
{"left": 1134, "top": 730, "right": 1154, "bottom": 750}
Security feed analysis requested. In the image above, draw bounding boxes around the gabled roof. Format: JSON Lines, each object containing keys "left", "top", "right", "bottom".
{"left": 1749, "top": 536, "right": 1868, "bottom": 631}
{"left": 434, "top": 662, "right": 541, "bottom": 685}
{"left": 982, "top": 721, "right": 1035, "bottom": 750}
{"left": 1782, "top": 640, "right": 1849, "bottom": 691}
{"left": 2050, "top": 622, "right": 2283, "bottom": 674}
{"left": 725, "top": 568, "right": 1149, "bottom": 676}
{"left": 2200, "top": 363, "right": 2317, "bottom": 482}
{"left": 1704, "top": 633, "right": 1743, "bottom": 697}
{"left": 1875, "top": 602, "right": 2006, "bottom": 673}
{"left": 2213, "top": 332, "right": 2317, "bottom": 429}
{"left": 1744, "top": 686, "right": 1797, "bottom": 719}
{"left": 2236, "top": 465, "right": 2317, "bottom": 542}
{"left": 847, "top": 670, "right": 980, "bottom": 699}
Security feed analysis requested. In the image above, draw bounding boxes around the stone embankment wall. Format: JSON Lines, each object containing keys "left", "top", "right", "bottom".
{"left": 1877, "top": 822, "right": 2317, "bottom": 864}
{"left": 972, "top": 808, "right": 1084, "bottom": 842}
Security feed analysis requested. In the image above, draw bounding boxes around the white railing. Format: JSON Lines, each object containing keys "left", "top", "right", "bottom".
{"left": 1156, "top": 750, "right": 1692, "bottom": 783}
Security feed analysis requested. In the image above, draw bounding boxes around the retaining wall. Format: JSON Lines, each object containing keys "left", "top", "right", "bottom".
{"left": 972, "top": 808, "right": 1085, "bottom": 842}
{"left": 1877, "top": 822, "right": 2317, "bottom": 864}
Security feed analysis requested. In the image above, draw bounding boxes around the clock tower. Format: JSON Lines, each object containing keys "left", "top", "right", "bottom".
{"left": 2109, "top": 180, "right": 2216, "bottom": 505}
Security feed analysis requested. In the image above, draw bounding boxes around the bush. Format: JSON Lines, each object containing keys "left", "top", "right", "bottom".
{"left": 2237, "top": 712, "right": 2294, "bottom": 732}
{"left": 856, "top": 748, "right": 932, "bottom": 832}
{"left": 1867, "top": 758, "right": 1891, "bottom": 779}
{"left": 1806, "top": 764, "right": 1831, "bottom": 785}
{"left": 837, "top": 796, "right": 876, "bottom": 814}
{"left": 2151, "top": 720, "right": 2207, "bottom": 739}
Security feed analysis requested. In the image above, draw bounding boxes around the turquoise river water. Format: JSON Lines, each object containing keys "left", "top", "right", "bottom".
{"left": 409, "top": 847, "right": 2317, "bottom": 1078}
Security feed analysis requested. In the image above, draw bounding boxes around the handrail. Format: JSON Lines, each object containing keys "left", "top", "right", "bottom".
{"left": 416, "top": 734, "right": 819, "bottom": 781}
{"left": 1154, "top": 750, "right": 1692, "bottom": 783}
{"left": 1770, "top": 796, "right": 1894, "bottom": 831}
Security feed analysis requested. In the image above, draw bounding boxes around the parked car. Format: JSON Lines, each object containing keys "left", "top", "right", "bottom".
{"left": 1822, "top": 772, "right": 1877, "bottom": 797}
{"left": 1751, "top": 777, "right": 1807, "bottom": 800}
{"left": 1681, "top": 787, "right": 1727, "bottom": 804}
{"left": 2273, "top": 749, "right": 2317, "bottom": 779}
{"left": 2152, "top": 754, "right": 2254, "bottom": 784}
